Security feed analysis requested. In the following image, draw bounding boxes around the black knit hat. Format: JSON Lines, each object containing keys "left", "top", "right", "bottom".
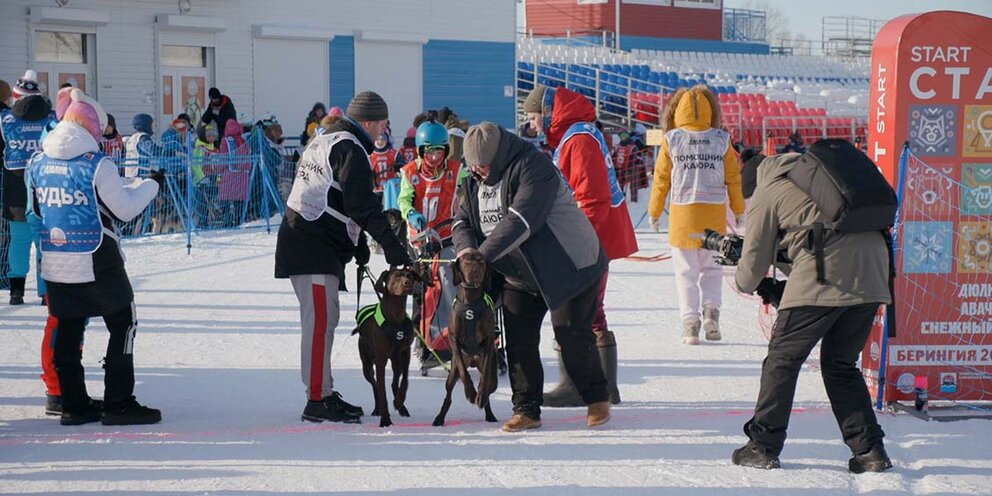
{"left": 208, "top": 87, "right": 221, "bottom": 100}
{"left": 347, "top": 91, "right": 389, "bottom": 122}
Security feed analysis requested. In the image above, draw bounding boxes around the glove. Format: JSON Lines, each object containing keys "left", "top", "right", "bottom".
{"left": 649, "top": 217, "right": 660, "bottom": 232}
{"left": 383, "top": 240, "right": 412, "bottom": 267}
{"left": 150, "top": 169, "right": 166, "bottom": 187}
{"left": 354, "top": 238, "right": 370, "bottom": 267}
{"left": 408, "top": 211, "right": 427, "bottom": 231}
{"left": 755, "top": 277, "right": 786, "bottom": 308}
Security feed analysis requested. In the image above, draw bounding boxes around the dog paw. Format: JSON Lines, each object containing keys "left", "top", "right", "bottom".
{"left": 396, "top": 405, "right": 410, "bottom": 417}
{"left": 485, "top": 414, "right": 498, "bottom": 423}
{"left": 370, "top": 408, "right": 381, "bottom": 417}
{"left": 432, "top": 417, "right": 445, "bottom": 427}
{"left": 379, "top": 417, "right": 393, "bottom": 428}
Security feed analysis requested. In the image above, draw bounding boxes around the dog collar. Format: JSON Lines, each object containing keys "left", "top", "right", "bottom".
{"left": 453, "top": 293, "right": 496, "bottom": 312}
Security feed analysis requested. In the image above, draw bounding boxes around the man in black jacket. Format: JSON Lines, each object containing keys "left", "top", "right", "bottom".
{"left": 201, "top": 87, "right": 237, "bottom": 132}
{"left": 275, "top": 91, "right": 411, "bottom": 424}
{"left": 453, "top": 122, "right": 611, "bottom": 432}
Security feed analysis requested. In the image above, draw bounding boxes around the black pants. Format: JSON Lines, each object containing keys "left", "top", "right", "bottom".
{"left": 746, "top": 303, "right": 885, "bottom": 456}
{"left": 54, "top": 304, "right": 137, "bottom": 412}
{"left": 502, "top": 277, "right": 608, "bottom": 418}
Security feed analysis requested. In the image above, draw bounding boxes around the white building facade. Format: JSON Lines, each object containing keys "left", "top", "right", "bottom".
{"left": 0, "top": 0, "right": 517, "bottom": 137}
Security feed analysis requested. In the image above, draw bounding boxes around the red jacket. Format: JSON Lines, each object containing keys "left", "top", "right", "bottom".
{"left": 547, "top": 87, "right": 638, "bottom": 260}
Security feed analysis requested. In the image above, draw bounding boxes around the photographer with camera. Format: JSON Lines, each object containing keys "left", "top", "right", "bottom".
{"left": 731, "top": 147, "right": 894, "bottom": 473}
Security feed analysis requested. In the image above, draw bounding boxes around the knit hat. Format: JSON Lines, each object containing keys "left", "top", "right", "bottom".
{"left": 208, "top": 87, "right": 221, "bottom": 100}
{"left": 523, "top": 85, "right": 548, "bottom": 114}
{"left": 13, "top": 70, "right": 41, "bottom": 99}
{"left": 328, "top": 106, "right": 344, "bottom": 117}
{"left": 346, "top": 91, "right": 389, "bottom": 122}
{"left": 132, "top": 113, "right": 154, "bottom": 135}
{"left": 62, "top": 88, "right": 108, "bottom": 142}
{"left": 0, "top": 80, "right": 10, "bottom": 105}
{"left": 464, "top": 122, "right": 502, "bottom": 167}
{"left": 55, "top": 85, "right": 74, "bottom": 120}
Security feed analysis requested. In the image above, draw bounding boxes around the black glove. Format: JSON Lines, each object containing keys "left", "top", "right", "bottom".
{"left": 354, "top": 238, "right": 370, "bottom": 267}
{"left": 383, "top": 240, "right": 412, "bottom": 267}
{"left": 755, "top": 277, "right": 786, "bottom": 308}
{"left": 150, "top": 169, "right": 166, "bottom": 187}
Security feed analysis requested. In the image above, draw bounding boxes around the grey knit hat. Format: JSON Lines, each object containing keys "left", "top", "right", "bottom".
{"left": 523, "top": 85, "right": 547, "bottom": 114}
{"left": 347, "top": 91, "right": 389, "bottom": 122}
{"left": 464, "top": 122, "right": 502, "bottom": 167}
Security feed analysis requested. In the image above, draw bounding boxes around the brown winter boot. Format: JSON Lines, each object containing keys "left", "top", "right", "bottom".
{"left": 587, "top": 401, "right": 611, "bottom": 428}
{"left": 502, "top": 413, "right": 542, "bottom": 432}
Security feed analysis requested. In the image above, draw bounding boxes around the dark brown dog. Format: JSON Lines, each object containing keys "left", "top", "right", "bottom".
{"left": 432, "top": 250, "right": 499, "bottom": 426}
{"left": 353, "top": 268, "right": 420, "bottom": 427}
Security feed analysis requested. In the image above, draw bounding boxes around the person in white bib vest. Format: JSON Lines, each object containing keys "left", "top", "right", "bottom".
{"left": 648, "top": 85, "right": 745, "bottom": 345}
{"left": 30, "top": 89, "right": 161, "bottom": 426}
{"left": 275, "top": 91, "right": 412, "bottom": 424}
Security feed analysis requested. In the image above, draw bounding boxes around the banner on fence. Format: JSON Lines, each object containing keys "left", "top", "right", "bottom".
{"left": 866, "top": 10, "right": 992, "bottom": 405}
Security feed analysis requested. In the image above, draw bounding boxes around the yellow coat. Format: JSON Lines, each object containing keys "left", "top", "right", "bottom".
{"left": 648, "top": 88, "right": 745, "bottom": 249}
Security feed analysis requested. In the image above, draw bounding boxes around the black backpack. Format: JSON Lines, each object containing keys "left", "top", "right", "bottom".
{"left": 786, "top": 138, "right": 898, "bottom": 334}
{"left": 789, "top": 139, "right": 897, "bottom": 235}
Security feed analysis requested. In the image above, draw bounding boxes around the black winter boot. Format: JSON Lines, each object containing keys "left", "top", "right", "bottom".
{"left": 849, "top": 443, "right": 893, "bottom": 474}
{"left": 46, "top": 394, "right": 62, "bottom": 416}
{"left": 9, "top": 277, "right": 25, "bottom": 305}
{"left": 327, "top": 391, "right": 364, "bottom": 417}
{"left": 301, "top": 398, "right": 361, "bottom": 424}
{"left": 102, "top": 398, "right": 161, "bottom": 425}
{"left": 732, "top": 442, "right": 781, "bottom": 469}
{"left": 543, "top": 342, "right": 584, "bottom": 408}
{"left": 61, "top": 399, "right": 104, "bottom": 426}
{"left": 597, "top": 331, "right": 621, "bottom": 405}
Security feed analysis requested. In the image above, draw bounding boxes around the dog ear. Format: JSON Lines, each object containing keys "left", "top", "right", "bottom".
{"left": 452, "top": 258, "right": 464, "bottom": 287}
{"left": 407, "top": 268, "right": 424, "bottom": 283}
{"left": 483, "top": 263, "right": 492, "bottom": 291}
{"left": 375, "top": 270, "right": 389, "bottom": 294}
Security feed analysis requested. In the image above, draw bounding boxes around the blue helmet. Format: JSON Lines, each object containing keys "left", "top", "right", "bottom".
{"left": 415, "top": 120, "right": 449, "bottom": 149}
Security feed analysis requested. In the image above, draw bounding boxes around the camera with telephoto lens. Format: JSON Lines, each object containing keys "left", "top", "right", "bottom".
{"left": 702, "top": 228, "right": 744, "bottom": 266}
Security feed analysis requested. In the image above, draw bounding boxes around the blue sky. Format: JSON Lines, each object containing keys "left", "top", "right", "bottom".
{"left": 724, "top": 0, "right": 992, "bottom": 41}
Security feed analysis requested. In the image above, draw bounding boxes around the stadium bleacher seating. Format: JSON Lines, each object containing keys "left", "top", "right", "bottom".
{"left": 516, "top": 38, "right": 870, "bottom": 148}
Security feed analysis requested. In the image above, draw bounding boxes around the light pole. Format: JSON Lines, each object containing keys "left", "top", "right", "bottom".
{"left": 615, "top": 0, "right": 621, "bottom": 50}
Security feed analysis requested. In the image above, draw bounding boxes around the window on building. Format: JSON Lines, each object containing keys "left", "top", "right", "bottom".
{"left": 34, "top": 31, "right": 86, "bottom": 64}
{"left": 162, "top": 45, "right": 207, "bottom": 68}
{"left": 622, "top": 1, "right": 672, "bottom": 5}
{"left": 673, "top": 0, "right": 721, "bottom": 9}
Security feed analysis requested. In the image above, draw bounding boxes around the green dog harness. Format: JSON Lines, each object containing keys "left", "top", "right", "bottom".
{"left": 356, "top": 303, "right": 413, "bottom": 342}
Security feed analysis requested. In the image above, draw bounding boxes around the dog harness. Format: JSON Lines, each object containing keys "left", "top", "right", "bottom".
{"left": 356, "top": 303, "right": 413, "bottom": 342}
{"left": 451, "top": 294, "right": 497, "bottom": 336}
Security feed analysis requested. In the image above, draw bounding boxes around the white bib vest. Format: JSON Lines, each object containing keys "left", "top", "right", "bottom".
{"left": 477, "top": 181, "right": 504, "bottom": 237}
{"left": 123, "top": 132, "right": 147, "bottom": 178}
{"left": 287, "top": 131, "right": 364, "bottom": 245}
{"left": 665, "top": 128, "right": 730, "bottom": 205}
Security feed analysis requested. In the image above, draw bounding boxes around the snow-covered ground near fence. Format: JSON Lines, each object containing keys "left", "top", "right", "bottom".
{"left": 1, "top": 201, "right": 990, "bottom": 495}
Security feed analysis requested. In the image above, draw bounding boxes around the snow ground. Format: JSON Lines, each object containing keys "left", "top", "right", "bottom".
{"left": 1, "top": 202, "right": 991, "bottom": 496}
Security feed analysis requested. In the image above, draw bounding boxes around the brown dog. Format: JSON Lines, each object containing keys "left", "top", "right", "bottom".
{"left": 432, "top": 250, "right": 499, "bottom": 426}
{"left": 353, "top": 268, "right": 420, "bottom": 427}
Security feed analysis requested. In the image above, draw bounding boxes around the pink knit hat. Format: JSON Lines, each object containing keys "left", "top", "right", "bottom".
{"left": 54, "top": 86, "right": 74, "bottom": 120}
{"left": 62, "top": 89, "right": 108, "bottom": 141}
